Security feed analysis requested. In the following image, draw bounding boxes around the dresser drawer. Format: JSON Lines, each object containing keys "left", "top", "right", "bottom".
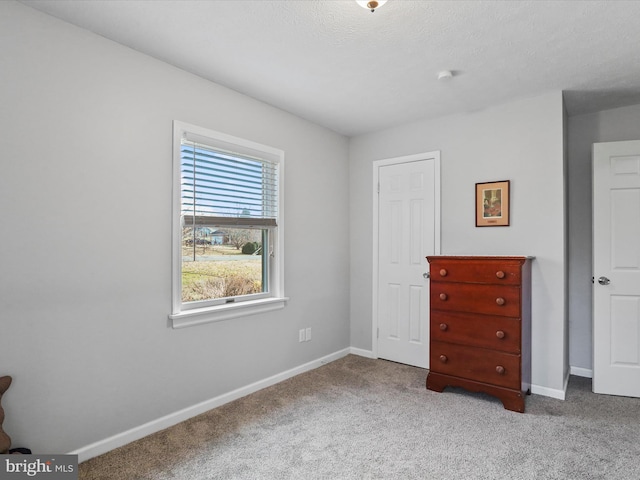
{"left": 429, "top": 258, "right": 522, "bottom": 285}
{"left": 430, "top": 311, "right": 521, "bottom": 353}
{"left": 430, "top": 341, "right": 521, "bottom": 390}
{"left": 430, "top": 283, "right": 521, "bottom": 317}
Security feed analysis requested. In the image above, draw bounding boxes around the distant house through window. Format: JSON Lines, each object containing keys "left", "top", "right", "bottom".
{"left": 211, "top": 229, "right": 226, "bottom": 245}
{"left": 170, "top": 122, "right": 286, "bottom": 327}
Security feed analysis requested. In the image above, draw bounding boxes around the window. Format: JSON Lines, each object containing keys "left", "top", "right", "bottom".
{"left": 170, "top": 121, "right": 286, "bottom": 328}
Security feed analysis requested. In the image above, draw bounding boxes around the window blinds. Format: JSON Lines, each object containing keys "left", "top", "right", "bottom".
{"left": 180, "top": 138, "right": 278, "bottom": 228}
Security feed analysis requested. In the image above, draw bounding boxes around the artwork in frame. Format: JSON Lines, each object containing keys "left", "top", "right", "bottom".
{"left": 476, "top": 180, "right": 510, "bottom": 227}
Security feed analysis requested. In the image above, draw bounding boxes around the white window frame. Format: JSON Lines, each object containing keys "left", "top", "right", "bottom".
{"left": 169, "top": 121, "right": 286, "bottom": 328}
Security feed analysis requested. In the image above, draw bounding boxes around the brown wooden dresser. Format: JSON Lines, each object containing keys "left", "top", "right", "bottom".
{"left": 426, "top": 256, "right": 533, "bottom": 412}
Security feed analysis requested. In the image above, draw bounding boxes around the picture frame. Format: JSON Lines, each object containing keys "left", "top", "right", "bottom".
{"left": 476, "top": 180, "right": 510, "bottom": 227}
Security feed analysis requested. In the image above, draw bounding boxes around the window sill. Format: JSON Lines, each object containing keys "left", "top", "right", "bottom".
{"left": 169, "top": 297, "right": 288, "bottom": 329}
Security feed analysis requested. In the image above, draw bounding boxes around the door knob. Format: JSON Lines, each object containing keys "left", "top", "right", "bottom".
{"left": 423, "top": 272, "right": 430, "bottom": 279}
{"left": 598, "top": 276, "right": 610, "bottom": 285}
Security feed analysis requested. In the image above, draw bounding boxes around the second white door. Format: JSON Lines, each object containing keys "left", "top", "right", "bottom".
{"left": 375, "top": 154, "right": 439, "bottom": 368}
{"left": 593, "top": 140, "right": 640, "bottom": 397}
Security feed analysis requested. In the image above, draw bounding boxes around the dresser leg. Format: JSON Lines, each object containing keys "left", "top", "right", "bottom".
{"left": 500, "top": 394, "right": 525, "bottom": 413}
{"left": 426, "top": 372, "right": 446, "bottom": 392}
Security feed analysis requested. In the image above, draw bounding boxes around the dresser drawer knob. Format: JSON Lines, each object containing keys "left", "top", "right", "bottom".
{"left": 496, "top": 270, "right": 505, "bottom": 279}
{"left": 496, "top": 330, "right": 505, "bottom": 339}
{"left": 439, "top": 293, "right": 448, "bottom": 301}
{"left": 439, "top": 355, "right": 448, "bottom": 363}
{"left": 496, "top": 297, "right": 505, "bottom": 306}
{"left": 496, "top": 365, "right": 505, "bottom": 375}
{"left": 439, "top": 268, "right": 448, "bottom": 277}
{"left": 439, "top": 323, "right": 448, "bottom": 331}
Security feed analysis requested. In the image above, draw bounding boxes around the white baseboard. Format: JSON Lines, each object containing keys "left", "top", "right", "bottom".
{"left": 70, "top": 348, "right": 351, "bottom": 463}
{"left": 72, "top": 347, "right": 581, "bottom": 462}
{"left": 349, "top": 347, "right": 375, "bottom": 359}
{"left": 570, "top": 366, "right": 593, "bottom": 378}
{"left": 530, "top": 384, "right": 566, "bottom": 400}
{"left": 531, "top": 368, "right": 570, "bottom": 401}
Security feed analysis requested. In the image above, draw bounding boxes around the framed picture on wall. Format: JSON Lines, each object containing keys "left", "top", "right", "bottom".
{"left": 476, "top": 180, "right": 510, "bottom": 227}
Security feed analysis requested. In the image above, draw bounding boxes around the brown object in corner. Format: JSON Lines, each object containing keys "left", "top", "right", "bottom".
{"left": 425, "top": 256, "right": 532, "bottom": 413}
{"left": 0, "top": 375, "right": 12, "bottom": 454}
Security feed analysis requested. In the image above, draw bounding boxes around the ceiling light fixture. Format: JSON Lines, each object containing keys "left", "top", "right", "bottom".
{"left": 356, "top": 1, "right": 387, "bottom": 13}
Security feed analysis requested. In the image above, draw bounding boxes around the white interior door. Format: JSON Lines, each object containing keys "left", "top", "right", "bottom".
{"left": 374, "top": 153, "right": 439, "bottom": 368}
{"left": 593, "top": 140, "right": 640, "bottom": 397}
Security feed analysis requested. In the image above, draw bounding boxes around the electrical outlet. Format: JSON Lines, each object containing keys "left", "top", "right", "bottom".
{"left": 305, "top": 327, "right": 312, "bottom": 341}
{"left": 299, "top": 329, "right": 305, "bottom": 342}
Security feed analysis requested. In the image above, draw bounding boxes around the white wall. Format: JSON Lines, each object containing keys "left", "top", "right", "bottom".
{"left": 567, "top": 102, "right": 640, "bottom": 372}
{"left": 0, "top": 2, "right": 350, "bottom": 456}
{"left": 349, "top": 92, "right": 567, "bottom": 396}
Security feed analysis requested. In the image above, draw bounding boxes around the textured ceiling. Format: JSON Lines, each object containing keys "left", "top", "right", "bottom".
{"left": 19, "top": 0, "right": 640, "bottom": 136}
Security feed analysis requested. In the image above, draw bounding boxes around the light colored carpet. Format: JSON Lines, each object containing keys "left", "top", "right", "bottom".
{"left": 79, "top": 355, "right": 640, "bottom": 479}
